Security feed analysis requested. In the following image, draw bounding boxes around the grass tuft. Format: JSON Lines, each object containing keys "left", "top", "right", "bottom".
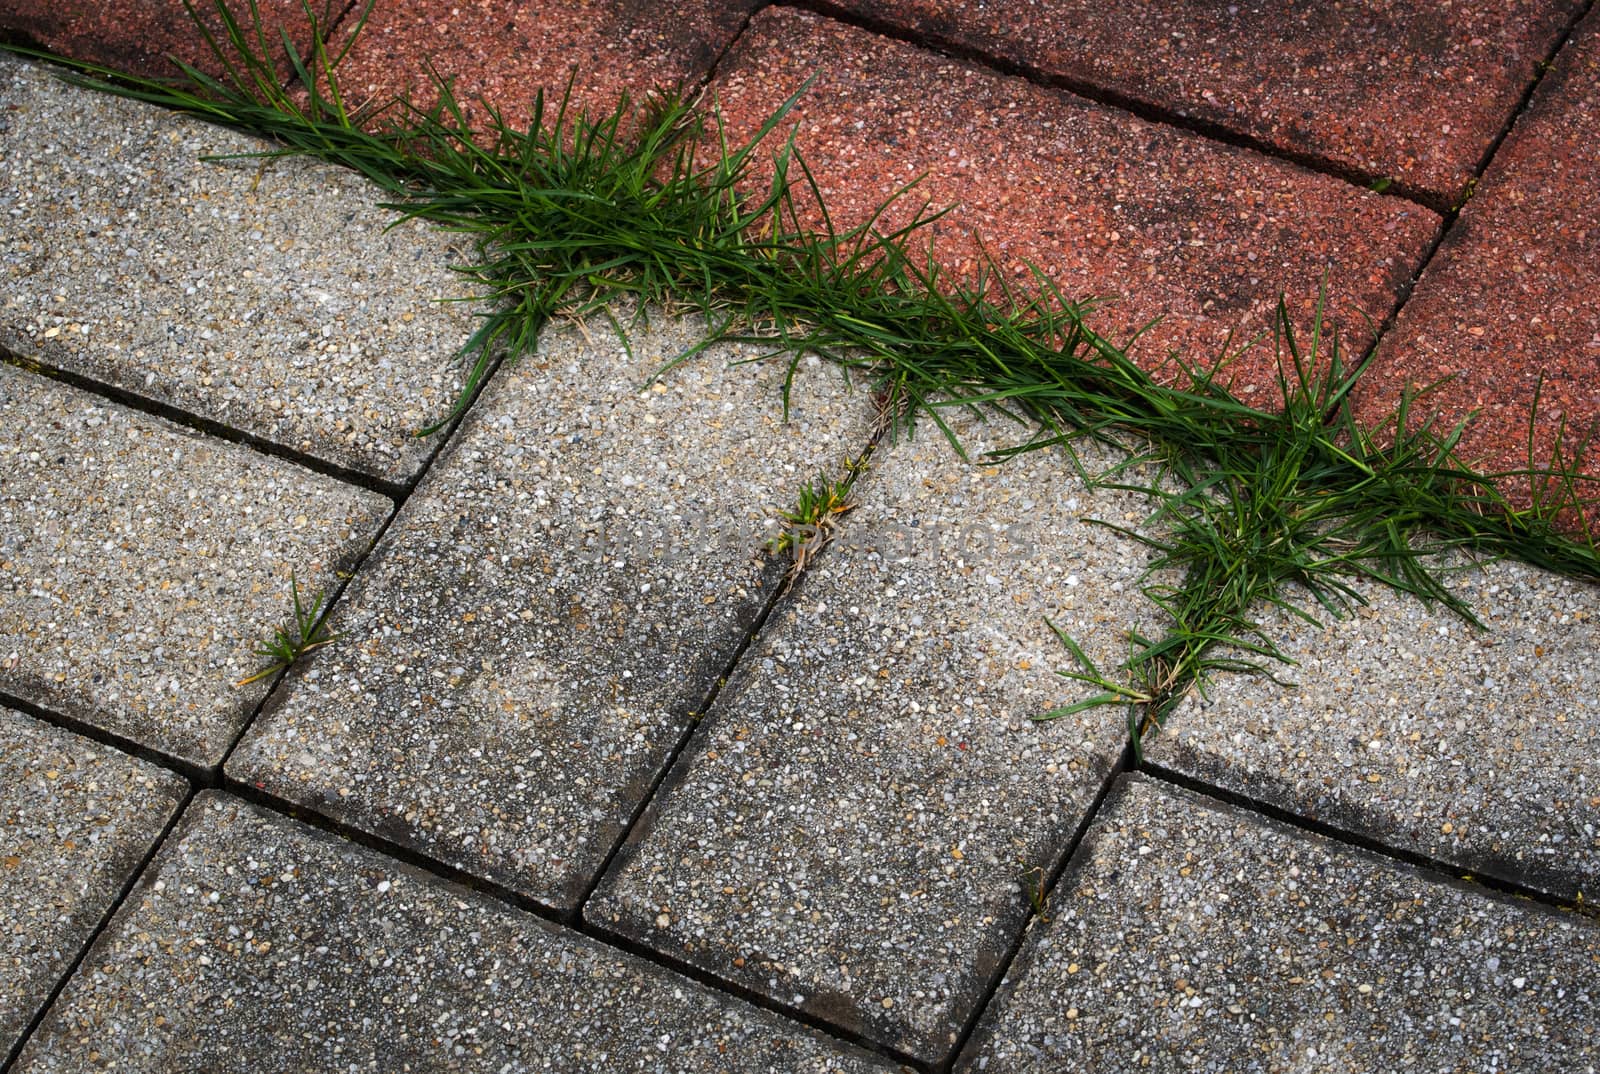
{"left": 13, "top": 0, "right": 1599, "bottom": 741}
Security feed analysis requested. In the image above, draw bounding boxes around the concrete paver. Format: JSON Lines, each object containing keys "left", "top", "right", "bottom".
{"left": 1150, "top": 554, "right": 1600, "bottom": 902}
{"left": 704, "top": 9, "right": 1439, "bottom": 394}
{"left": 0, "top": 0, "right": 341, "bottom": 81}
{"left": 1358, "top": 7, "right": 1600, "bottom": 495}
{"left": 13, "top": 791, "right": 897, "bottom": 1073}
{"left": 0, "top": 362, "right": 389, "bottom": 769}
{"left": 326, "top": 0, "right": 761, "bottom": 132}
{"left": 0, "top": 706, "right": 186, "bottom": 1060}
{"left": 828, "top": 0, "right": 1581, "bottom": 206}
{"left": 3, "top": 2, "right": 1600, "bottom": 1069}
{"left": 962, "top": 775, "right": 1600, "bottom": 1072}
{"left": 588, "top": 414, "right": 1170, "bottom": 1066}
{"left": 0, "top": 52, "right": 479, "bottom": 487}
{"left": 229, "top": 309, "right": 875, "bottom": 911}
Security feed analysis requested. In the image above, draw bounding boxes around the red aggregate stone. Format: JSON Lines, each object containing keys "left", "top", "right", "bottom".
{"left": 323, "top": 0, "right": 760, "bottom": 132}
{"left": 1359, "top": 9, "right": 1600, "bottom": 500}
{"left": 707, "top": 9, "right": 1439, "bottom": 392}
{"left": 0, "top": 0, "right": 343, "bottom": 81}
{"left": 824, "top": 0, "right": 1581, "bottom": 208}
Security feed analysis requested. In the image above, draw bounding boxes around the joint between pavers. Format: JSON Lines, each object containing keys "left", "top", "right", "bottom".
{"left": 940, "top": 736, "right": 1136, "bottom": 1074}
{"left": 0, "top": 688, "right": 213, "bottom": 788}
{"left": 1138, "top": 759, "right": 1599, "bottom": 922}
{"left": 0, "top": 347, "right": 409, "bottom": 503}
{"left": 210, "top": 772, "right": 914, "bottom": 1070}
{"left": 775, "top": 0, "right": 1448, "bottom": 212}
{"left": 1462, "top": 0, "right": 1600, "bottom": 190}
{"left": 0, "top": 783, "right": 198, "bottom": 1074}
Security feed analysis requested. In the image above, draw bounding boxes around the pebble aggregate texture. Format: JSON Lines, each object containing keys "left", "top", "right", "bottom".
{"left": 961, "top": 776, "right": 1600, "bottom": 1073}
{"left": 13, "top": 792, "right": 897, "bottom": 1074}
{"left": 0, "top": 363, "right": 389, "bottom": 768}
{"left": 0, "top": 51, "right": 479, "bottom": 487}
{"left": 1358, "top": 5, "right": 1600, "bottom": 486}
{"left": 588, "top": 411, "right": 1170, "bottom": 1067}
{"left": 326, "top": 0, "right": 762, "bottom": 132}
{"left": 0, "top": 705, "right": 186, "bottom": 1059}
{"left": 229, "top": 309, "right": 876, "bottom": 911}
{"left": 827, "top": 0, "right": 1583, "bottom": 207}
{"left": 705, "top": 9, "right": 1440, "bottom": 391}
{"left": 1152, "top": 554, "right": 1600, "bottom": 902}
{"left": 0, "top": 0, "right": 341, "bottom": 80}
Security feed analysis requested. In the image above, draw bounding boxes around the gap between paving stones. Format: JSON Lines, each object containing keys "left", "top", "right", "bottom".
{"left": 0, "top": 706, "right": 193, "bottom": 1070}
{"left": 956, "top": 774, "right": 1600, "bottom": 1073}
{"left": 9, "top": 12, "right": 1600, "bottom": 1069}
{"left": 782, "top": 0, "right": 1596, "bottom": 213}
{"left": 9, "top": 792, "right": 902, "bottom": 1074}
{"left": 12, "top": 0, "right": 1600, "bottom": 921}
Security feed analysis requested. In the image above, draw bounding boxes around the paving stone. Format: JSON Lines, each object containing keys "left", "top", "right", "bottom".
{"left": 587, "top": 411, "right": 1174, "bottom": 1066}
{"left": 828, "top": 0, "right": 1580, "bottom": 207}
{"left": 704, "top": 9, "right": 1439, "bottom": 394}
{"left": 1148, "top": 554, "right": 1600, "bottom": 902}
{"left": 0, "top": 706, "right": 187, "bottom": 1060}
{"left": 0, "top": 0, "right": 340, "bottom": 80}
{"left": 1357, "top": 8, "right": 1600, "bottom": 497}
{"left": 961, "top": 775, "right": 1600, "bottom": 1072}
{"left": 326, "top": 0, "right": 760, "bottom": 133}
{"left": 13, "top": 791, "right": 897, "bottom": 1073}
{"left": 228, "top": 309, "right": 875, "bottom": 911}
{"left": 0, "top": 51, "right": 478, "bottom": 486}
{"left": 0, "top": 363, "right": 389, "bottom": 769}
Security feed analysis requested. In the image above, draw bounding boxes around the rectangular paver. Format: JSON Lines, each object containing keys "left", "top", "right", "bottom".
{"left": 587, "top": 412, "right": 1173, "bottom": 1066}
{"left": 827, "top": 0, "right": 1581, "bottom": 206}
{"left": 327, "top": 0, "right": 760, "bottom": 131}
{"left": 0, "top": 362, "right": 389, "bottom": 769}
{"left": 962, "top": 775, "right": 1600, "bottom": 1072}
{"left": 706, "top": 9, "right": 1439, "bottom": 393}
{"left": 1150, "top": 554, "right": 1600, "bottom": 902}
{"left": 0, "top": 51, "right": 478, "bottom": 487}
{"left": 1357, "top": 8, "right": 1600, "bottom": 495}
{"left": 14, "top": 791, "right": 895, "bottom": 1073}
{"left": 228, "top": 309, "right": 876, "bottom": 911}
{"left": 0, "top": 706, "right": 187, "bottom": 1061}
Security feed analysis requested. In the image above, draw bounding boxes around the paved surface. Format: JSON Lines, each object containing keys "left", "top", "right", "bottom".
{"left": 1, "top": 2, "right": 1598, "bottom": 1071}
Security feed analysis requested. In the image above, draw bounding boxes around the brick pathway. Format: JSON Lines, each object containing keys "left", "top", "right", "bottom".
{"left": 2, "top": 3, "right": 1598, "bottom": 1072}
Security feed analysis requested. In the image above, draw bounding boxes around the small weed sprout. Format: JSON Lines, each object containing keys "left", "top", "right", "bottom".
{"left": 767, "top": 456, "right": 866, "bottom": 576}
{"left": 34, "top": 0, "right": 1600, "bottom": 752}
{"left": 1020, "top": 862, "right": 1051, "bottom": 922}
{"left": 236, "top": 571, "right": 341, "bottom": 686}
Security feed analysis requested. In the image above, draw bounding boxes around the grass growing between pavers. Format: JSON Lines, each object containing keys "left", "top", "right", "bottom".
{"left": 13, "top": 0, "right": 1600, "bottom": 756}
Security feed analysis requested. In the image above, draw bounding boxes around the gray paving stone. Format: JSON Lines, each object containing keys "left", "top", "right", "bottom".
{"left": 228, "top": 309, "right": 876, "bottom": 911}
{"left": 0, "top": 706, "right": 187, "bottom": 1060}
{"left": 14, "top": 791, "right": 896, "bottom": 1074}
{"left": 587, "top": 413, "right": 1171, "bottom": 1066}
{"left": 961, "top": 775, "right": 1600, "bottom": 1073}
{"left": 0, "top": 363, "right": 390, "bottom": 767}
{"left": 0, "top": 52, "right": 477, "bottom": 486}
{"left": 1148, "top": 556, "right": 1600, "bottom": 901}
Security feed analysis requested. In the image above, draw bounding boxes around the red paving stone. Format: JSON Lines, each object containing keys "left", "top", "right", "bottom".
{"left": 323, "top": 0, "right": 760, "bottom": 132}
{"left": 823, "top": 0, "right": 1581, "bottom": 208}
{"left": 0, "top": 0, "right": 344, "bottom": 81}
{"left": 706, "top": 8, "right": 1439, "bottom": 393}
{"left": 1359, "top": 9, "right": 1600, "bottom": 500}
